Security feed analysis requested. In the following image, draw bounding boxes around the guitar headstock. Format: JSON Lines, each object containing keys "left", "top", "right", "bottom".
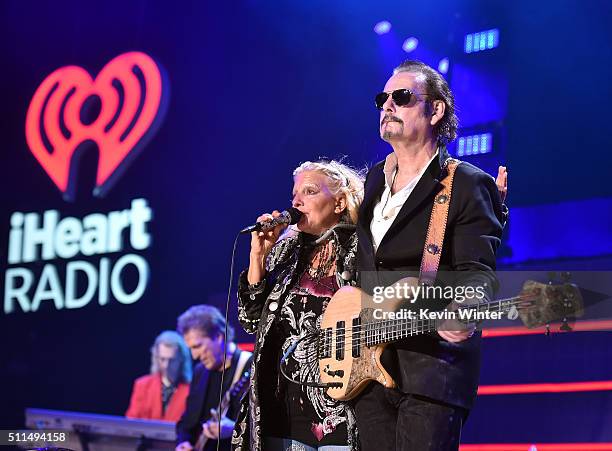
{"left": 230, "top": 370, "right": 251, "bottom": 397}
{"left": 518, "top": 280, "right": 584, "bottom": 329}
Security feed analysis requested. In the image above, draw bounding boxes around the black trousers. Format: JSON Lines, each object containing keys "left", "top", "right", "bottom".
{"left": 353, "top": 383, "right": 466, "bottom": 451}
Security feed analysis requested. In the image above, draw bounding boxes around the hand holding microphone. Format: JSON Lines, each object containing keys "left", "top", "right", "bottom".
{"left": 249, "top": 210, "right": 289, "bottom": 258}
{"left": 240, "top": 207, "right": 302, "bottom": 235}
{"left": 244, "top": 208, "right": 302, "bottom": 285}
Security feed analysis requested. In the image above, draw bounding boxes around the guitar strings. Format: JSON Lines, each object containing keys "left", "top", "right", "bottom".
{"left": 325, "top": 293, "right": 537, "bottom": 334}
{"left": 318, "top": 293, "right": 541, "bottom": 352}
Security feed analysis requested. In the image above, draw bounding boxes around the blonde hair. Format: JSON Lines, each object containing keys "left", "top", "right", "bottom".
{"left": 293, "top": 159, "right": 366, "bottom": 224}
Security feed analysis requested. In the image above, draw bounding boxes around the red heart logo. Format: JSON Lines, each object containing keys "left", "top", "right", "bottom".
{"left": 25, "top": 51, "right": 165, "bottom": 199}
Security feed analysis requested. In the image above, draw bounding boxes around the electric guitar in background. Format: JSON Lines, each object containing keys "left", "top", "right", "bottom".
{"left": 195, "top": 369, "right": 250, "bottom": 451}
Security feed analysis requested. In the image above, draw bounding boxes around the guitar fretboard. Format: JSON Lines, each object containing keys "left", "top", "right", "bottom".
{"left": 318, "top": 295, "right": 532, "bottom": 359}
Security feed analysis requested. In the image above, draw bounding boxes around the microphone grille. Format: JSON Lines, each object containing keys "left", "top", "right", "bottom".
{"left": 286, "top": 207, "right": 303, "bottom": 225}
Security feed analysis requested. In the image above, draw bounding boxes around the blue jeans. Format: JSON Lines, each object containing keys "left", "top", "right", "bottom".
{"left": 264, "top": 436, "right": 350, "bottom": 451}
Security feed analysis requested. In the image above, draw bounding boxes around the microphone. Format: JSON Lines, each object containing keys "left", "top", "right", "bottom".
{"left": 240, "top": 207, "right": 302, "bottom": 234}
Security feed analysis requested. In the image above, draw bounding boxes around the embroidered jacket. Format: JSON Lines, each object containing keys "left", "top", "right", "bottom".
{"left": 231, "top": 227, "right": 360, "bottom": 451}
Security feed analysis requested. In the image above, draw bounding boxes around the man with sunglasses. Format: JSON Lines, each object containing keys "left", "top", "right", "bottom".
{"left": 353, "top": 60, "right": 505, "bottom": 450}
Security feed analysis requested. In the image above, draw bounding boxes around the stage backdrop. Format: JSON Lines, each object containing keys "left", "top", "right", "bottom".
{"left": 1, "top": 0, "right": 611, "bottom": 443}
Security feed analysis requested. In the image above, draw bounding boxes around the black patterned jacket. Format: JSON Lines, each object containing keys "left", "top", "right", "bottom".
{"left": 231, "top": 227, "right": 360, "bottom": 451}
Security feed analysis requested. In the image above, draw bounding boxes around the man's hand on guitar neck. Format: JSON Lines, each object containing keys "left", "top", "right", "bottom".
{"left": 437, "top": 301, "right": 476, "bottom": 343}
{"left": 202, "top": 408, "right": 235, "bottom": 440}
{"left": 437, "top": 327, "right": 474, "bottom": 343}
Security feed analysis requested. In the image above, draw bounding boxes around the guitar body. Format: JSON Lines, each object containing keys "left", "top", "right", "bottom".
{"left": 319, "top": 280, "right": 419, "bottom": 401}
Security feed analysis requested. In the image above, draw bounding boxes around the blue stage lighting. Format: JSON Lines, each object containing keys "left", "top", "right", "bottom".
{"left": 464, "top": 29, "right": 499, "bottom": 53}
{"left": 438, "top": 58, "right": 449, "bottom": 74}
{"left": 402, "top": 37, "right": 418, "bottom": 53}
{"left": 456, "top": 133, "right": 492, "bottom": 156}
{"left": 374, "top": 21, "right": 392, "bottom": 35}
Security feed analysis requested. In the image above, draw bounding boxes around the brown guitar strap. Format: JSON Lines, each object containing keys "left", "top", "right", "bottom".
{"left": 419, "top": 158, "right": 461, "bottom": 286}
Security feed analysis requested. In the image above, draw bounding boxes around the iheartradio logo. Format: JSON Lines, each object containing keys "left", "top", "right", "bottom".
{"left": 25, "top": 51, "right": 168, "bottom": 201}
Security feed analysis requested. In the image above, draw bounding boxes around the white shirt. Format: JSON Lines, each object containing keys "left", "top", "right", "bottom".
{"left": 370, "top": 151, "right": 439, "bottom": 252}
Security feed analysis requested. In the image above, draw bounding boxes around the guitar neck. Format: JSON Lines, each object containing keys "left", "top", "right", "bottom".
{"left": 364, "top": 295, "right": 526, "bottom": 346}
{"left": 218, "top": 390, "right": 232, "bottom": 416}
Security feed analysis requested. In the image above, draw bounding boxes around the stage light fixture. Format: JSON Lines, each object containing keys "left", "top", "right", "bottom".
{"left": 438, "top": 58, "right": 449, "bottom": 74}
{"left": 374, "top": 21, "right": 391, "bottom": 35}
{"left": 402, "top": 37, "right": 419, "bottom": 53}
{"left": 456, "top": 133, "right": 492, "bottom": 157}
{"left": 465, "top": 29, "right": 499, "bottom": 53}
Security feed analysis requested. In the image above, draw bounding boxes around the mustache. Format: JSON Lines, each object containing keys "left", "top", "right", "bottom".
{"left": 382, "top": 115, "right": 403, "bottom": 125}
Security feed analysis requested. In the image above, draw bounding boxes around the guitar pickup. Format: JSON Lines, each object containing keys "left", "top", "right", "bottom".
{"left": 352, "top": 317, "right": 361, "bottom": 357}
{"left": 336, "top": 321, "right": 345, "bottom": 361}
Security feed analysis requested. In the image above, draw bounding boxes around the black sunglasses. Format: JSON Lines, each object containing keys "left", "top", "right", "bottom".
{"left": 375, "top": 88, "right": 425, "bottom": 110}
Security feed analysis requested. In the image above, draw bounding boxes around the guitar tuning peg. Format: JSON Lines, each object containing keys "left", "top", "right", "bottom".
{"left": 560, "top": 272, "right": 572, "bottom": 283}
{"left": 545, "top": 323, "right": 551, "bottom": 336}
{"left": 560, "top": 318, "right": 573, "bottom": 332}
{"left": 547, "top": 272, "right": 558, "bottom": 284}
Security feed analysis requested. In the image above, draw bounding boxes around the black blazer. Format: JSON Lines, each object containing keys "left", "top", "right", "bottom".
{"left": 356, "top": 147, "right": 504, "bottom": 410}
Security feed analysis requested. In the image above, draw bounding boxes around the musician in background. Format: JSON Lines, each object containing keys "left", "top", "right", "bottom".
{"left": 126, "top": 330, "right": 192, "bottom": 422}
{"left": 232, "top": 160, "right": 365, "bottom": 451}
{"left": 176, "top": 305, "right": 252, "bottom": 451}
